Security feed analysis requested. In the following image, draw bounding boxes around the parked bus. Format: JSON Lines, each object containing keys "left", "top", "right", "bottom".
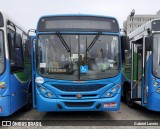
{"left": 0, "top": 11, "right": 32, "bottom": 116}
{"left": 32, "top": 14, "right": 123, "bottom": 112}
{"left": 122, "top": 19, "right": 160, "bottom": 111}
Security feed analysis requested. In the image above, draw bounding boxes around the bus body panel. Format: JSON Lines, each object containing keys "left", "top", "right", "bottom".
{"left": 0, "top": 96, "right": 10, "bottom": 116}
{"left": 0, "top": 59, "right": 10, "bottom": 116}
{"left": 148, "top": 92, "right": 160, "bottom": 111}
{"left": 10, "top": 74, "right": 28, "bottom": 115}
{"left": 0, "top": 60, "right": 10, "bottom": 97}
{"left": 0, "top": 59, "right": 31, "bottom": 116}
{"left": 34, "top": 72, "right": 121, "bottom": 112}
{"left": 35, "top": 73, "right": 121, "bottom": 112}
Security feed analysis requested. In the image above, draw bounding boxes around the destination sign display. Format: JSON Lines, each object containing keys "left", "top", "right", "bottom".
{"left": 38, "top": 16, "right": 119, "bottom": 32}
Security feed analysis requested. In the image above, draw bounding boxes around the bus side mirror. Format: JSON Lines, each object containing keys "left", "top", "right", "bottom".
{"left": 145, "top": 36, "right": 152, "bottom": 51}
{"left": 14, "top": 34, "right": 22, "bottom": 48}
{"left": 121, "top": 36, "right": 129, "bottom": 63}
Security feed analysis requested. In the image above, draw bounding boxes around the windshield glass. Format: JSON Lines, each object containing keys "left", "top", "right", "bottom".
{"left": 153, "top": 33, "right": 160, "bottom": 78}
{"left": 0, "top": 31, "right": 4, "bottom": 74}
{"left": 37, "top": 34, "right": 119, "bottom": 80}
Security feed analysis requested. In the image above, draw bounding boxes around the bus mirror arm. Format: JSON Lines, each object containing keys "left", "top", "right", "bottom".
{"left": 28, "top": 29, "right": 36, "bottom": 36}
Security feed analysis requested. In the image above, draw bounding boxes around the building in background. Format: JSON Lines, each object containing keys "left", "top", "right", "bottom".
{"left": 123, "top": 10, "right": 160, "bottom": 34}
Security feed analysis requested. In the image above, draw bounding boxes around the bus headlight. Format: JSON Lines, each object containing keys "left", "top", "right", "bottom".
{"left": 156, "top": 88, "right": 160, "bottom": 93}
{"left": 41, "top": 88, "right": 46, "bottom": 93}
{"left": 112, "top": 88, "right": 116, "bottom": 92}
{"left": 38, "top": 85, "right": 56, "bottom": 98}
{"left": 106, "top": 92, "right": 111, "bottom": 97}
{"left": 47, "top": 92, "right": 53, "bottom": 98}
{"left": 102, "top": 85, "right": 120, "bottom": 98}
{"left": 154, "top": 82, "right": 159, "bottom": 87}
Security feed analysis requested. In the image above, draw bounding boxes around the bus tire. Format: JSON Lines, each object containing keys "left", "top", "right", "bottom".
{"left": 126, "top": 89, "right": 135, "bottom": 108}
{"left": 122, "top": 82, "right": 129, "bottom": 102}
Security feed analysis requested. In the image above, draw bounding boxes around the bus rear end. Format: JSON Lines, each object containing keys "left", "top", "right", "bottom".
{"left": 32, "top": 15, "right": 122, "bottom": 112}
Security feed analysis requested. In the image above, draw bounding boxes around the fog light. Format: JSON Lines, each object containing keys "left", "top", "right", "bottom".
{"left": 154, "top": 82, "right": 159, "bottom": 87}
{"left": 156, "top": 88, "right": 160, "bottom": 93}
{"left": 106, "top": 92, "right": 111, "bottom": 97}
{"left": 41, "top": 88, "right": 46, "bottom": 93}
{"left": 47, "top": 92, "right": 52, "bottom": 97}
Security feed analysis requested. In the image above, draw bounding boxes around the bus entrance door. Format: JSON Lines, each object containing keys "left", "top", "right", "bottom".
{"left": 131, "top": 41, "right": 143, "bottom": 104}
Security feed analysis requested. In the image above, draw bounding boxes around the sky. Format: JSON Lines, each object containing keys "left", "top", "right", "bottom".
{"left": 0, "top": 0, "right": 159, "bottom": 30}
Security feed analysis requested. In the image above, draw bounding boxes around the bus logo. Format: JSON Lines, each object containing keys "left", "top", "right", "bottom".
{"left": 77, "top": 93, "right": 82, "bottom": 99}
{"left": 80, "top": 65, "right": 88, "bottom": 73}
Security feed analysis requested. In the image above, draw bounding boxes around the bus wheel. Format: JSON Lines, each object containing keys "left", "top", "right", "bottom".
{"left": 126, "top": 90, "right": 135, "bottom": 108}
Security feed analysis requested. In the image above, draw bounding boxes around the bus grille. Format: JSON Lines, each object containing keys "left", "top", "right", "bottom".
{"left": 64, "top": 102, "right": 94, "bottom": 107}
{"left": 51, "top": 84, "right": 106, "bottom": 92}
{"left": 60, "top": 94, "right": 97, "bottom": 98}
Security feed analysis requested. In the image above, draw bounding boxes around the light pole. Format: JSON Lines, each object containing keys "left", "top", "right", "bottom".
{"left": 130, "top": 9, "right": 135, "bottom": 32}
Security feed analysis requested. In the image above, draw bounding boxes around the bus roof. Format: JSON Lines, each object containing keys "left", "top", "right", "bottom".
{"left": 128, "top": 18, "right": 160, "bottom": 39}
{"left": 38, "top": 14, "right": 118, "bottom": 20}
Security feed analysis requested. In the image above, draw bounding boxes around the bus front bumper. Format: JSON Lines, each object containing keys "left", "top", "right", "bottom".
{"left": 147, "top": 92, "right": 160, "bottom": 111}
{"left": 36, "top": 93, "right": 120, "bottom": 112}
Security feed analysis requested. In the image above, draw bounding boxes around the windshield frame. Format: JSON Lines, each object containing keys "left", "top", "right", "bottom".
{"left": 36, "top": 32, "right": 121, "bottom": 81}
{"left": 152, "top": 33, "right": 160, "bottom": 78}
{"left": 0, "top": 29, "right": 5, "bottom": 75}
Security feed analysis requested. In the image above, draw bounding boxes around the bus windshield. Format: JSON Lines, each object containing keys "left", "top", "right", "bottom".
{"left": 0, "top": 31, "right": 4, "bottom": 74}
{"left": 37, "top": 34, "right": 119, "bottom": 80}
{"left": 153, "top": 33, "right": 160, "bottom": 78}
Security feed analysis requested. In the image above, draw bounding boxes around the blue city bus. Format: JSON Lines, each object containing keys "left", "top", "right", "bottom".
{"left": 32, "top": 14, "right": 122, "bottom": 112}
{"left": 0, "top": 11, "right": 32, "bottom": 116}
{"left": 122, "top": 19, "right": 160, "bottom": 111}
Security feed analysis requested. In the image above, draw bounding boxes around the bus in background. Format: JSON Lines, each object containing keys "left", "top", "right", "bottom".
{"left": 122, "top": 19, "right": 160, "bottom": 111}
{"left": 0, "top": 11, "right": 32, "bottom": 116}
{"left": 32, "top": 15, "right": 122, "bottom": 112}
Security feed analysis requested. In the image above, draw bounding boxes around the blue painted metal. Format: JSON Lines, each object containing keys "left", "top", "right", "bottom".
{"left": 31, "top": 36, "right": 37, "bottom": 108}
{"left": 0, "top": 59, "right": 31, "bottom": 116}
{"left": 35, "top": 74, "right": 121, "bottom": 111}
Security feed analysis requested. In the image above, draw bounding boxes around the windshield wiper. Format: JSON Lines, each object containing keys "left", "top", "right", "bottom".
{"left": 86, "top": 32, "right": 102, "bottom": 52}
{"left": 56, "top": 32, "right": 71, "bottom": 52}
